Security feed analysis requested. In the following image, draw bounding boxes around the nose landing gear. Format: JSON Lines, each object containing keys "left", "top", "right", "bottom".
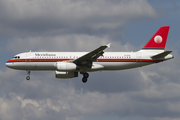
{"left": 26, "top": 70, "right": 30, "bottom": 80}
{"left": 26, "top": 76, "right": 30, "bottom": 80}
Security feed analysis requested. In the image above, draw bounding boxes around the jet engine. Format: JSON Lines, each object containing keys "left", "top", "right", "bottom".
{"left": 55, "top": 71, "right": 78, "bottom": 78}
{"left": 56, "top": 62, "right": 77, "bottom": 71}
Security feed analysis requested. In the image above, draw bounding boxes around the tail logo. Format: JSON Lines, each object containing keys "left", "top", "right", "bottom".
{"left": 143, "top": 26, "right": 169, "bottom": 49}
{"left": 154, "top": 35, "right": 162, "bottom": 44}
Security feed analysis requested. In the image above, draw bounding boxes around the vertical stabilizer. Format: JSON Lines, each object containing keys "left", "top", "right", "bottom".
{"left": 142, "top": 26, "right": 170, "bottom": 49}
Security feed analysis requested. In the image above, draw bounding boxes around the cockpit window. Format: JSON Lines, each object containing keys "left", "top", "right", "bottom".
{"left": 13, "top": 56, "right": 20, "bottom": 59}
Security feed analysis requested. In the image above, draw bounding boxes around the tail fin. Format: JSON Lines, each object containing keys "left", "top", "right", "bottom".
{"left": 142, "top": 26, "right": 170, "bottom": 50}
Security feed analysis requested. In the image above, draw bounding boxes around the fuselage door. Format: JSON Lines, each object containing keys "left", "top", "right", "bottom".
{"left": 25, "top": 51, "right": 31, "bottom": 62}
{"left": 136, "top": 53, "right": 141, "bottom": 62}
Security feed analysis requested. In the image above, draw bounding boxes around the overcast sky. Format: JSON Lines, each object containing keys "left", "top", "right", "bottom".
{"left": 0, "top": 0, "right": 180, "bottom": 120}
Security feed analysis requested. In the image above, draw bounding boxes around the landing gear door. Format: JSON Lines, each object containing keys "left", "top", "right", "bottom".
{"left": 26, "top": 51, "right": 31, "bottom": 62}
{"left": 136, "top": 53, "right": 141, "bottom": 62}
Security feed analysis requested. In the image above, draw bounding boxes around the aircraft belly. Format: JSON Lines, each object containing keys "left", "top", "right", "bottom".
{"left": 95, "top": 61, "right": 153, "bottom": 70}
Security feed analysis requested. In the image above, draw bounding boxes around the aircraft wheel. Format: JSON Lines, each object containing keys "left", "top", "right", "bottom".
{"left": 26, "top": 76, "right": 30, "bottom": 80}
{"left": 82, "top": 77, "right": 87, "bottom": 83}
{"left": 83, "top": 73, "right": 89, "bottom": 78}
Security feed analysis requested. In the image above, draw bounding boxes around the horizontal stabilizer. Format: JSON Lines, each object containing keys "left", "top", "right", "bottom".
{"left": 151, "top": 51, "right": 172, "bottom": 58}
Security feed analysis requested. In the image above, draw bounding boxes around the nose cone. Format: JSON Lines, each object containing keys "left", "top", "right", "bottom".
{"left": 5, "top": 61, "right": 15, "bottom": 69}
{"left": 5, "top": 62, "right": 11, "bottom": 68}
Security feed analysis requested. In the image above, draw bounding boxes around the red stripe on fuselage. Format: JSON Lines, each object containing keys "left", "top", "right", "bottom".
{"left": 7, "top": 59, "right": 73, "bottom": 62}
{"left": 7, "top": 58, "right": 163, "bottom": 63}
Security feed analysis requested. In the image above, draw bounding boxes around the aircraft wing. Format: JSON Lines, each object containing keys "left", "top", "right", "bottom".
{"left": 73, "top": 43, "right": 111, "bottom": 67}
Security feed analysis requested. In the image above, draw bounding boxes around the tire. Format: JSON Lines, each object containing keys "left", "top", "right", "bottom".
{"left": 26, "top": 76, "right": 30, "bottom": 80}
{"left": 83, "top": 73, "right": 89, "bottom": 78}
{"left": 82, "top": 77, "right": 87, "bottom": 83}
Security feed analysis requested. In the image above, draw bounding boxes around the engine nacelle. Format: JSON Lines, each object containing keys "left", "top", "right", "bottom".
{"left": 56, "top": 62, "right": 77, "bottom": 71}
{"left": 55, "top": 71, "right": 78, "bottom": 78}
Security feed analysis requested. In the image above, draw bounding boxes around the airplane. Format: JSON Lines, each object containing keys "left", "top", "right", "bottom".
{"left": 6, "top": 26, "right": 174, "bottom": 83}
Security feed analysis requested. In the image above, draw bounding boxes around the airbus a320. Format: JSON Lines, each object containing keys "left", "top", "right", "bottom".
{"left": 6, "top": 26, "right": 174, "bottom": 83}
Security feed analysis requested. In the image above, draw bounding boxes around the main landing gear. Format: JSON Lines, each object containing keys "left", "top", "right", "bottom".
{"left": 26, "top": 70, "right": 30, "bottom": 80}
{"left": 82, "top": 72, "right": 89, "bottom": 83}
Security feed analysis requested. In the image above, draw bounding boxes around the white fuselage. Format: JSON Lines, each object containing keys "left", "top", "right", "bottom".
{"left": 5, "top": 50, "right": 173, "bottom": 72}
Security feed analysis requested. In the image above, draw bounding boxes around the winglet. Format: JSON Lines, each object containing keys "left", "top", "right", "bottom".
{"left": 106, "top": 43, "right": 111, "bottom": 48}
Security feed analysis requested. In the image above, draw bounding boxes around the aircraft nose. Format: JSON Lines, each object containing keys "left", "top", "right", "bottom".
{"left": 5, "top": 62, "right": 12, "bottom": 68}
{"left": 5, "top": 62, "right": 10, "bottom": 67}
